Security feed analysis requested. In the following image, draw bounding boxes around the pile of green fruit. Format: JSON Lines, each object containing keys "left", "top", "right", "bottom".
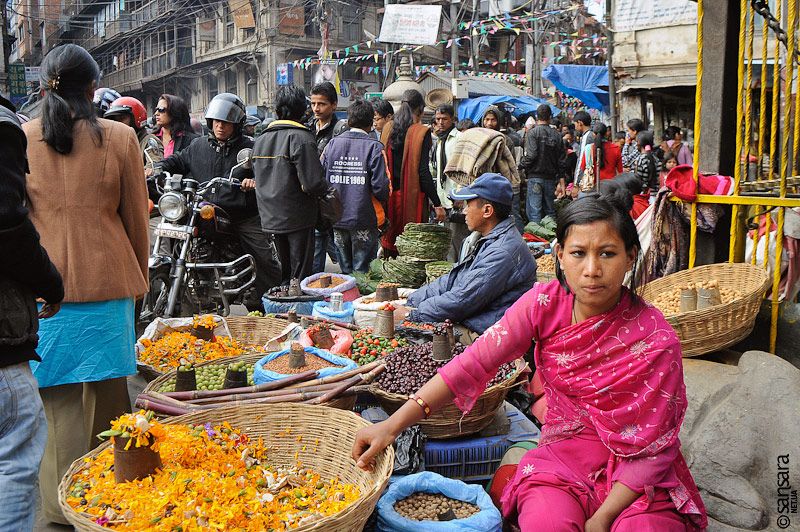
{"left": 159, "top": 361, "right": 255, "bottom": 392}
{"left": 349, "top": 329, "right": 408, "bottom": 366}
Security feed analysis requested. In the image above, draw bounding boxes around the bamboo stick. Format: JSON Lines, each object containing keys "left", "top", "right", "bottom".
{"left": 135, "top": 397, "right": 193, "bottom": 416}
{"left": 307, "top": 375, "right": 362, "bottom": 405}
{"left": 162, "top": 369, "right": 319, "bottom": 400}
{"left": 185, "top": 382, "right": 343, "bottom": 405}
{"left": 283, "top": 360, "right": 385, "bottom": 389}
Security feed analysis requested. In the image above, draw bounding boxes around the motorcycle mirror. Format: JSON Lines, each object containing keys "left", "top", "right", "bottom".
{"left": 237, "top": 148, "right": 253, "bottom": 169}
{"left": 148, "top": 138, "right": 161, "bottom": 151}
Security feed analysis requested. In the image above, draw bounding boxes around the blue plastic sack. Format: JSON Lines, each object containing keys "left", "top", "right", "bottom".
{"left": 300, "top": 272, "right": 357, "bottom": 297}
{"left": 253, "top": 346, "right": 357, "bottom": 385}
{"left": 261, "top": 297, "right": 314, "bottom": 317}
{"left": 312, "top": 301, "right": 355, "bottom": 324}
{"left": 376, "top": 472, "right": 502, "bottom": 532}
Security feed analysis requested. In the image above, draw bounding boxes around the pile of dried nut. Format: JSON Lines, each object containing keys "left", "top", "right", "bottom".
{"left": 393, "top": 492, "right": 480, "bottom": 521}
{"left": 537, "top": 254, "right": 555, "bottom": 273}
{"left": 650, "top": 280, "right": 743, "bottom": 315}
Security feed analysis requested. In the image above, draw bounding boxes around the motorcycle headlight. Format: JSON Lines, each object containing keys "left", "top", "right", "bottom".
{"left": 158, "top": 192, "right": 187, "bottom": 222}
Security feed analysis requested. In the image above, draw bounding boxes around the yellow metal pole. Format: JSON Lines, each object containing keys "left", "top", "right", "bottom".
{"left": 730, "top": 0, "right": 749, "bottom": 262}
{"left": 765, "top": 0, "right": 782, "bottom": 269}
{"left": 688, "top": 0, "right": 704, "bottom": 268}
{"left": 757, "top": 6, "right": 768, "bottom": 180}
{"left": 772, "top": 0, "right": 797, "bottom": 353}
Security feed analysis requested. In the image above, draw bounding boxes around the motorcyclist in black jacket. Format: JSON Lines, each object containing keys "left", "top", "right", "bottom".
{"left": 160, "top": 93, "right": 281, "bottom": 308}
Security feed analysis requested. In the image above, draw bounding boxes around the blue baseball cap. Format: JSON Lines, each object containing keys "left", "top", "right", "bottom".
{"left": 449, "top": 172, "right": 513, "bottom": 208}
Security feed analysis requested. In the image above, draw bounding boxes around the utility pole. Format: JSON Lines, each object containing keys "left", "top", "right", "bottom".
{"left": 1, "top": 0, "right": 10, "bottom": 93}
{"left": 525, "top": 31, "right": 533, "bottom": 94}
{"left": 450, "top": 0, "right": 459, "bottom": 75}
{"left": 470, "top": 0, "right": 478, "bottom": 74}
{"left": 606, "top": 0, "right": 617, "bottom": 133}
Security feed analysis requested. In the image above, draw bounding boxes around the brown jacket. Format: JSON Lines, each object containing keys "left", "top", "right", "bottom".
{"left": 23, "top": 118, "right": 149, "bottom": 302}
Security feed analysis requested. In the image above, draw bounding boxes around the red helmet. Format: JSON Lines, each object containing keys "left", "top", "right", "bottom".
{"left": 104, "top": 96, "right": 148, "bottom": 129}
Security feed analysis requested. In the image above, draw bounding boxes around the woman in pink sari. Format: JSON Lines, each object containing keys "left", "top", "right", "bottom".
{"left": 353, "top": 189, "right": 707, "bottom": 530}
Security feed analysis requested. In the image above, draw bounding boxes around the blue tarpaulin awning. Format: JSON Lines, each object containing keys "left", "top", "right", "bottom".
{"left": 457, "top": 95, "right": 561, "bottom": 123}
{"left": 542, "top": 64, "right": 609, "bottom": 111}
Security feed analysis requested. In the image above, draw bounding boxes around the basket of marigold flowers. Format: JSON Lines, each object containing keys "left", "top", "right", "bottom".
{"left": 59, "top": 403, "right": 394, "bottom": 531}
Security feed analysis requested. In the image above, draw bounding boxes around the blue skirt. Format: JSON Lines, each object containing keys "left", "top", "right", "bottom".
{"left": 31, "top": 298, "right": 136, "bottom": 388}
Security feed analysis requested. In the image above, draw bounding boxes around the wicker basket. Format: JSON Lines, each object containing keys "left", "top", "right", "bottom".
{"left": 537, "top": 270, "right": 556, "bottom": 283}
{"left": 141, "top": 352, "right": 357, "bottom": 411}
{"left": 58, "top": 403, "right": 393, "bottom": 532}
{"left": 225, "top": 315, "right": 293, "bottom": 345}
{"left": 640, "top": 263, "right": 770, "bottom": 357}
{"left": 370, "top": 362, "right": 525, "bottom": 439}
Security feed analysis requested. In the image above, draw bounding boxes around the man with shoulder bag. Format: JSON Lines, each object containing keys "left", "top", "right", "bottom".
{"left": 0, "top": 94, "right": 64, "bottom": 530}
{"left": 253, "top": 86, "right": 336, "bottom": 283}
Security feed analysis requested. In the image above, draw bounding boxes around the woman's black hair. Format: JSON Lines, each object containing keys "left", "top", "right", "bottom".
{"left": 390, "top": 89, "right": 424, "bottom": 152}
{"left": 39, "top": 44, "right": 102, "bottom": 154}
{"left": 636, "top": 130, "right": 655, "bottom": 150}
{"left": 598, "top": 173, "right": 643, "bottom": 210}
{"left": 554, "top": 190, "right": 642, "bottom": 303}
{"left": 157, "top": 94, "right": 192, "bottom": 137}
{"left": 592, "top": 122, "right": 608, "bottom": 169}
{"left": 275, "top": 85, "right": 308, "bottom": 121}
{"left": 663, "top": 151, "right": 678, "bottom": 165}
{"left": 373, "top": 98, "right": 394, "bottom": 119}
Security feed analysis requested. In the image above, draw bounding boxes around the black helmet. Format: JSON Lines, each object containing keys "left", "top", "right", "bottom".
{"left": 205, "top": 93, "right": 246, "bottom": 131}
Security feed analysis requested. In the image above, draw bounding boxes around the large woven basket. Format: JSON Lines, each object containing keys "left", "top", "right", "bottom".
{"left": 640, "top": 263, "right": 770, "bottom": 357}
{"left": 58, "top": 404, "right": 393, "bottom": 532}
{"left": 225, "top": 315, "right": 293, "bottom": 345}
{"left": 141, "top": 352, "right": 357, "bottom": 412}
{"left": 370, "top": 362, "right": 525, "bottom": 439}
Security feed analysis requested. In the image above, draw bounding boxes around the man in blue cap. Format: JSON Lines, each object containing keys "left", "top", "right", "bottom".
{"left": 405, "top": 173, "right": 537, "bottom": 341}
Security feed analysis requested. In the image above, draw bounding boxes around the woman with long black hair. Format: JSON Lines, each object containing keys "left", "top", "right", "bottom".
{"left": 381, "top": 89, "right": 445, "bottom": 255}
{"left": 154, "top": 93, "right": 199, "bottom": 156}
{"left": 22, "top": 44, "right": 149, "bottom": 524}
{"left": 578, "top": 122, "right": 623, "bottom": 189}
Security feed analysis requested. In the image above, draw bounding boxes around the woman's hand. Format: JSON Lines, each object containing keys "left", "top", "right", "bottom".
{"left": 38, "top": 302, "right": 61, "bottom": 319}
{"left": 585, "top": 512, "right": 613, "bottom": 532}
{"left": 434, "top": 206, "right": 447, "bottom": 222}
{"left": 352, "top": 420, "right": 399, "bottom": 471}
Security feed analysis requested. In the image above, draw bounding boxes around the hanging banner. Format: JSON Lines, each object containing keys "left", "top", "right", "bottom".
{"left": 229, "top": 0, "right": 255, "bottom": 29}
{"left": 313, "top": 59, "right": 340, "bottom": 89}
{"left": 612, "top": 0, "right": 696, "bottom": 32}
{"left": 276, "top": 63, "right": 293, "bottom": 85}
{"left": 198, "top": 17, "right": 217, "bottom": 42}
{"left": 279, "top": 0, "right": 305, "bottom": 36}
{"left": 378, "top": 4, "right": 442, "bottom": 45}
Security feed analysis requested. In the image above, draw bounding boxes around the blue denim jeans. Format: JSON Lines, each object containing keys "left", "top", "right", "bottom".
{"left": 511, "top": 192, "right": 525, "bottom": 233}
{"left": 312, "top": 229, "right": 342, "bottom": 274}
{"left": 526, "top": 177, "right": 557, "bottom": 224}
{"left": 0, "top": 362, "right": 48, "bottom": 530}
{"left": 333, "top": 228, "right": 379, "bottom": 274}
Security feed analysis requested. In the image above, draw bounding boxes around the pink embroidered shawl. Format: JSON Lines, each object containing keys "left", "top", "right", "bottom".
{"left": 439, "top": 280, "right": 707, "bottom": 528}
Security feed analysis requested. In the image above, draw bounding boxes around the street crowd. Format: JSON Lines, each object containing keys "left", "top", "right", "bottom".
{"left": 1, "top": 43, "right": 706, "bottom": 531}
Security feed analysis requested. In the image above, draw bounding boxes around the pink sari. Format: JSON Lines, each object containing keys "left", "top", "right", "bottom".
{"left": 439, "top": 280, "right": 707, "bottom": 529}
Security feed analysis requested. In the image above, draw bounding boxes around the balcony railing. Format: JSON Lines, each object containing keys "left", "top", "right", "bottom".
{"left": 100, "top": 63, "right": 144, "bottom": 91}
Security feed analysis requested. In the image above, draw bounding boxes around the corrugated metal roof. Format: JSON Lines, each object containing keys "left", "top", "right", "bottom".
{"left": 418, "top": 72, "right": 528, "bottom": 97}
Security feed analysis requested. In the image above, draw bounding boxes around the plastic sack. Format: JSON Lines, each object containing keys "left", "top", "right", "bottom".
{"left": 376, "top": 472, "right": 502, "bottom": 532}
{"left": 300, "top": 272, "right": 359, "bottom": 301}
{"left": 299, "top": 327, "right": 354, "bottom": 355}
{"left": 261, "top": 297, "right": 315, "bottom": 317}
{"left": 253, "top": 346, "right": 357, "bottom": 385}
{"left": 312, "top": 301, "right": 355, "bottom": 324}
{"left": 136, "top": 315, "right": 232, "bottom": 357}
{"left": 352, "top": 288, "right": 415, "bottom": 329}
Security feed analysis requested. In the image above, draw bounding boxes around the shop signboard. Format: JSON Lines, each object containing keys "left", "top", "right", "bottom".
{"left": 378, "top": 4, "right": 442, "bottom": 46}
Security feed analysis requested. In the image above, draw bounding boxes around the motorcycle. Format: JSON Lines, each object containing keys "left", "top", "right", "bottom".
{"left": 137, "top": 148, "right": 257, "bottom": 328}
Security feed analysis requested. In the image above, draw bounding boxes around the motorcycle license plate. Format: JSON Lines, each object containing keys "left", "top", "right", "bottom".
{"left": 154, "top": 223, "right": 191, "bottom": 241}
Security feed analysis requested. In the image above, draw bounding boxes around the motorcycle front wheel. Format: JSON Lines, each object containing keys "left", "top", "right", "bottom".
{"left": 136, "top": 271, "right": 170, "bottom": 335}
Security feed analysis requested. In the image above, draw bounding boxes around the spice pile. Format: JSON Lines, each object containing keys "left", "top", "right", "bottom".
{"left": 376, "top": 344, "right": 515, "bottom": 396}
{"left": 394, "top": 493, "right": 480, "bottom": 521}
{"left": 262, "top": 352, "right": 339, "bottom": 375}
{"left": 307, "top": 276, "right": 346, "bottom": 289}
{"left": 650, "top": 280, "right": 743, "bottom": 315}
{"left": 138, "top": 332, "right": 246, "bottom": 373}
{"left": 66, "top": 419, "right": 360, "bottom": 530}
{"left": 349, "top": 329, "right": 408, "bottom": 366}
{"left": 160, "top": 362, "right": 256, "bottom": 392}
{"left": 536, "top": 254, "right": 555, "bottom": 275}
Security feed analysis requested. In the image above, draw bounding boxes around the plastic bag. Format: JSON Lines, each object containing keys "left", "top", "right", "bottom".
{"left": 376, "top": 472, "right": 502, "bottom": 532}
{"left": 261, "top": 297, "right": 315, "bottom": 317}
{"left": 300, "top": 273, "right": 359, "bottom": 301}
{"left": 360, "top": 407, "right": 426, "bottom": 475}
{"left": 299, "top": 327, "right": 353, "bottom": 355}
{"left": 352, "top": 288, "right": 415, "bottom": 329}
{"left": 253, "top": 346, "right": 357, "bottom": 385}
{"left": 312, "top": 301, "right": 355, "bottom": 324}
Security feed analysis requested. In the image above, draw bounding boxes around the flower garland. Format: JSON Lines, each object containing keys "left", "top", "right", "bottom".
{"left": 67, "top": 421, "right": 360, "bottom": 530}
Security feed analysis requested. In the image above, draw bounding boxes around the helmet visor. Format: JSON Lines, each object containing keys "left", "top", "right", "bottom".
{"left": 205, "top": 98, "right": 244, "bottom": 124}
